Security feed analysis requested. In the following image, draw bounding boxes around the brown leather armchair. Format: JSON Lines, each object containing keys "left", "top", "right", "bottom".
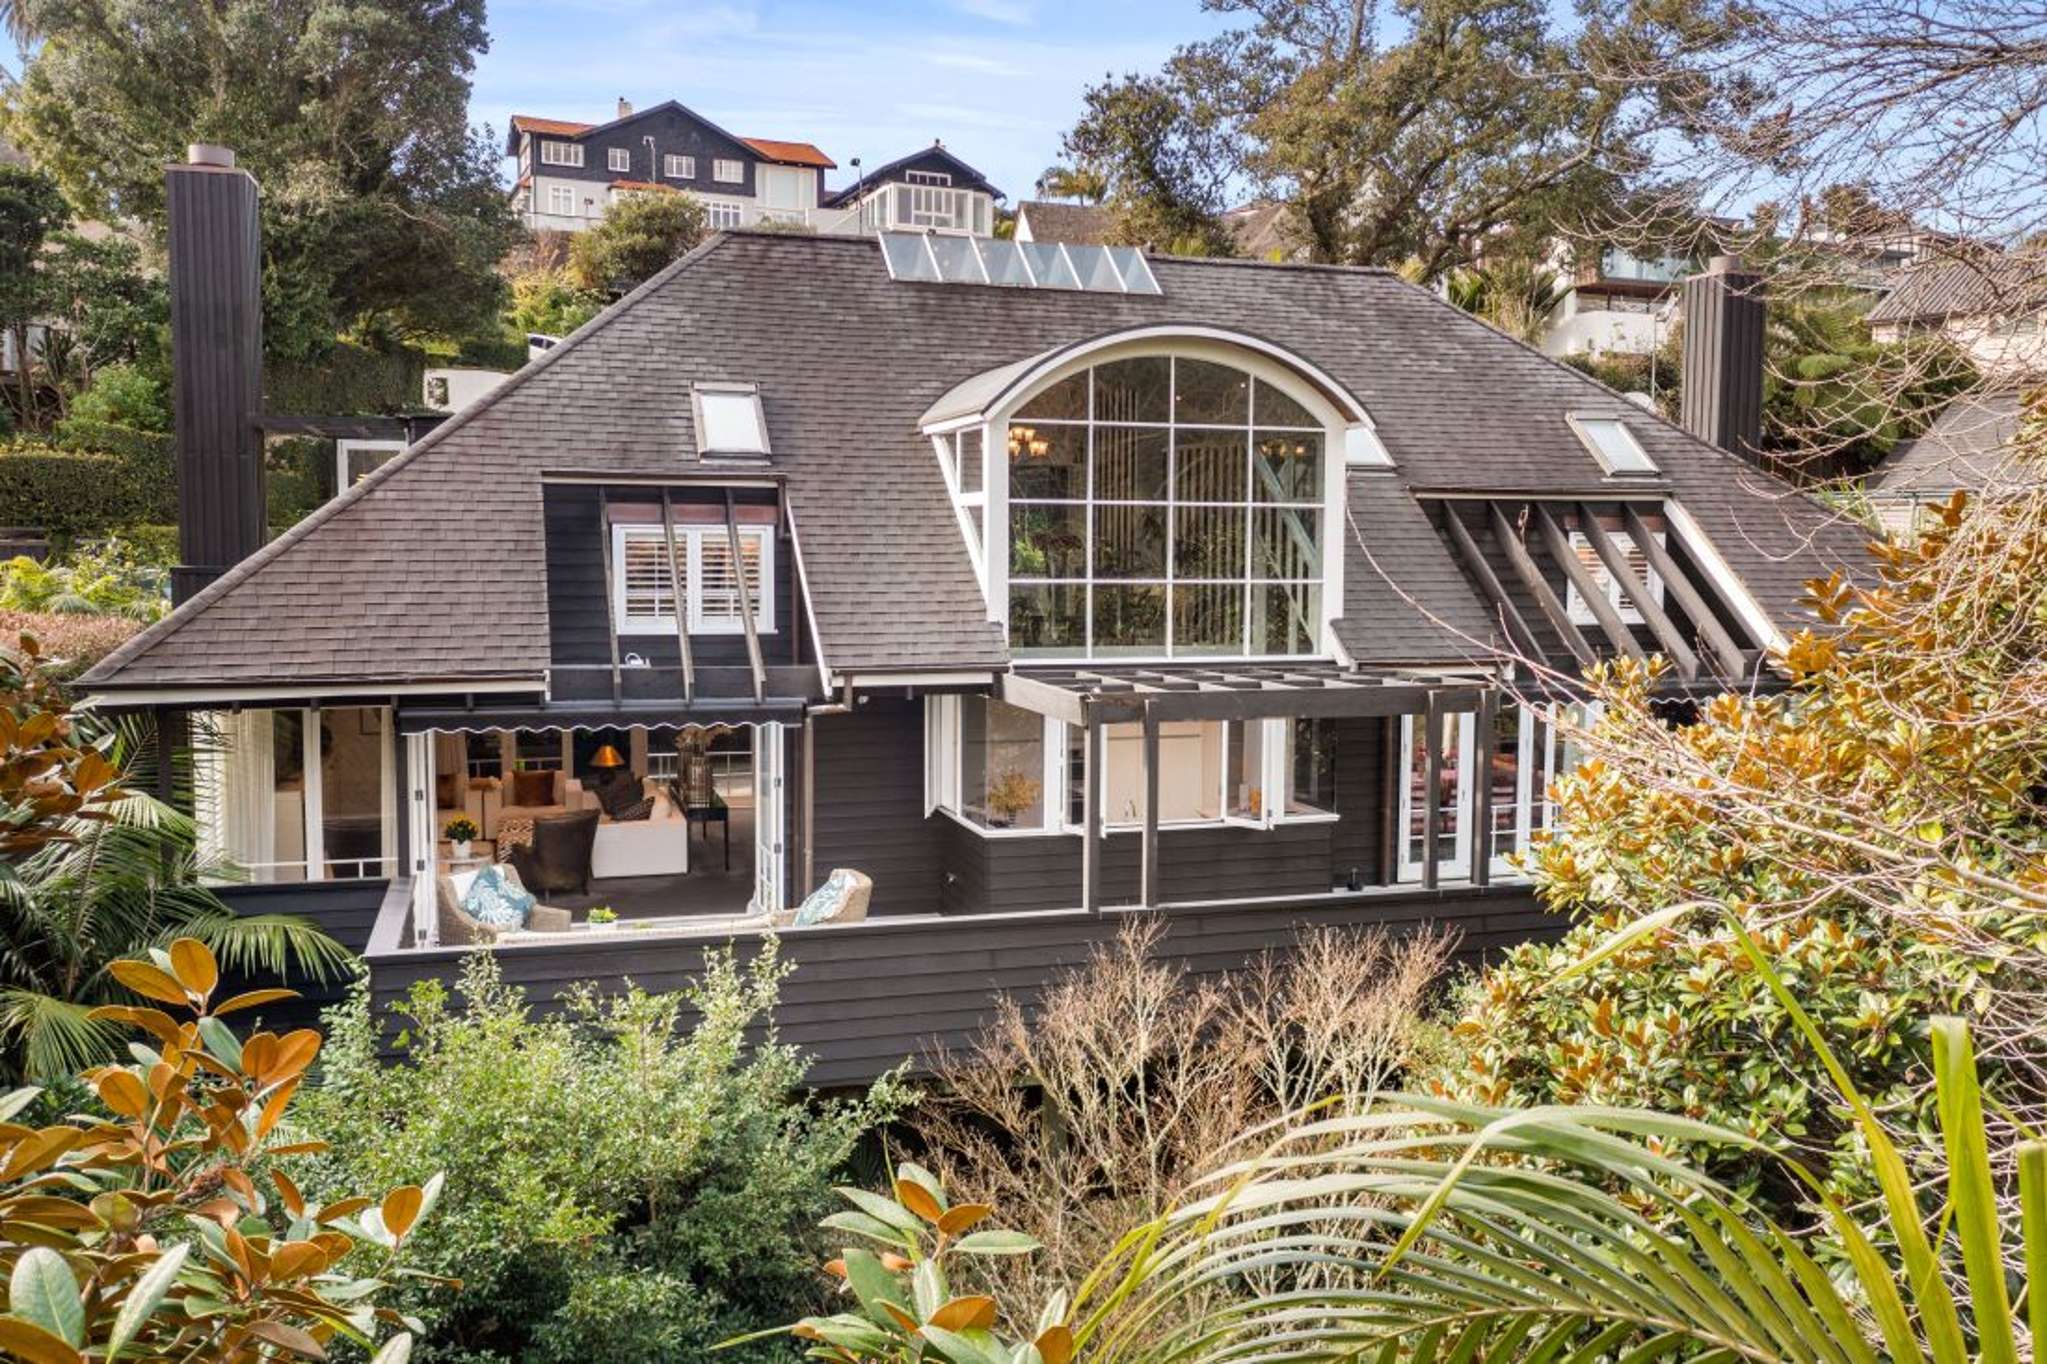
{"left": 508, "top": 808, "right": 600, "bottom": 897}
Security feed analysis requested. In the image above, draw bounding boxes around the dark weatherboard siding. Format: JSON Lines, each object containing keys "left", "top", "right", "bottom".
{"left": 365, "top": 882, "right": 1559, "bottom": 1086}
{"left": 216, "top": 879, "right": 384, "bottom": 1032}
{"left": 810, "top": 698, "right": 947, "bottom": 916}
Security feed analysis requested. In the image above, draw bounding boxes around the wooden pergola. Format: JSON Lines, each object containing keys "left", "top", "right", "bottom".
{"left": 1000, "top": 662, "right": 1493, "bottom": 913}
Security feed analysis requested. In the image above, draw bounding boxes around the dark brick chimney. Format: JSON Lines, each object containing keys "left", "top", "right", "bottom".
{"left": 167, "top": 144, "right": 266, "bottom": 605}
{"left": 1679, "top": 254, "right": 1765, "bottom": 465}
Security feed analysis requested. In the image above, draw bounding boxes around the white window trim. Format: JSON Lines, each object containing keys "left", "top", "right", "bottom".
{"left": 335, "top": 439, "right": 405, "bottom": 496}
{"left": 692, "top": 382, "right": 770, "bottom": 456}
{"left": 546, "top": 184, "right": 577, "bottom": 216}
{"left": 197, "top": 707, "right": 397, "bottom": 885}
{"left": 665, "top": 154, "right": 695, "bottom": 180}
{"left": 1567, "top": 412, "right": 1659, "bottom": 476}
{"left": 1395, "top": 711, "right": 1476, "bottom": 884}
{"left": 611, "top": 523, "right": 776, "bottom": 636}
{"left": 712, "top": 157, "right": 745, "bottom": 184}
{"left": 608, "top": 147, "right": 631, "bottom": 172}
{"left": 540, "top": 140, "right": 584, "bottom": 168}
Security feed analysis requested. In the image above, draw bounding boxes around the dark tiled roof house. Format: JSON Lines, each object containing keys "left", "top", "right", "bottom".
{"left": 92, "top": 157, "right": 1869, "bottom": 1081}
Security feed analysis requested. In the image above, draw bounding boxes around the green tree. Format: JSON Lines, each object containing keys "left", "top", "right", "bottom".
{"left": 0, "top": 164, "right": 65, "bottom": 427}
{"left": 1034, "top": 162, "right": 1108, "bottom": 203}
{"left": 506, "top": 266, "right": 605, "bottom": 339}
{"left": 567, "top": 191, "right": 709, "bottom": 295}
{"left": 1064, "top": 0, "right": 1663, "bottom": 275}
{"left": 1431, "top": 481, "right": 2047, "bottom": 1215}
{"left": 1, "top": 0, "right": 516, "bottom": 358}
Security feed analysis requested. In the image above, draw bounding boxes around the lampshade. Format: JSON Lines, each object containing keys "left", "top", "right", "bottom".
{"left": 590, "top": 745, "right": 626, "bottom": 769}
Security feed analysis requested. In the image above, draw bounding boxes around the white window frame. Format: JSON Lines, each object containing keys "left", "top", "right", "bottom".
{"left": 546, "top": 184, "right": 577, "bottom": 216}
{"left": 712, "top": 157, "right": 745, "bottom": 184}
{"left": 905, "top": 169, "right": 954, "bottom": 186}
{"left": 540, "top": 140, "right": 584, "bottom": 168}
{"left": 1568, "top": 413, "right": 1659, "bottom": 475}
{"left": 608, "top": 147, "right": 631, "bottom": 172}
{"left": 1395, "top": 711, "right": 1476, "bottom": 883}
{"left": 996, "top": 353, "right": 1334, "bottom": 662}
{"left": 665, "top": 154, "right": 695, "bottom": 180}
{"left": 692, "top": 382, "right": 770, "bottom": 456}
{"left": 702, "top": 199, "right": 744, "bottom": 229}
{"left": 611, "top": 524, "right": 776, "bottom": 636}
{"left": 197, "top": 706, "right": 397, "bottom": 885}
{"left": 1563, "top": 528, "right": 1665, "bottom": 626}
{"left": 335, "top": 439, "right": 405, "bottom": 496}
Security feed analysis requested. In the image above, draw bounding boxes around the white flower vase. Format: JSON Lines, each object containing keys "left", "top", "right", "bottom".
{"left": 451, "top": 839, "right": 472, "bottom": 860}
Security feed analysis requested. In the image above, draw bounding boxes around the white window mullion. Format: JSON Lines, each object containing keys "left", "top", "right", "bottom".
{"left": 301, "top": 709, "right": 324, "bottom": 881}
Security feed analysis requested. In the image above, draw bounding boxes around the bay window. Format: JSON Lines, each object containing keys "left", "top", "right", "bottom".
{"left": 926, "top": 698, "right": 1334, "bottom": 836}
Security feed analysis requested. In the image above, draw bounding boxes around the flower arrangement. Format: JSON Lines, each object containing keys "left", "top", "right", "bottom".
{"left": 985, "top": 769, "right": 1043, "bottom": 825}
{"left": 442, "top": 816, "right": 479, "bottom": 844}
{"left": 587, "top": 906, "right": 619, "bottom": 926}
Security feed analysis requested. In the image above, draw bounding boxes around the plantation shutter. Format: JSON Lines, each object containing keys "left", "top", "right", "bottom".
{"left": 1565, "top": 529, "right": 1662, "bottom": 625}
{"left": 696, "top": 529, "right": 766, "bottom": 630}
{"left": 618, "top": 528, "right": 684, "bottom": 625}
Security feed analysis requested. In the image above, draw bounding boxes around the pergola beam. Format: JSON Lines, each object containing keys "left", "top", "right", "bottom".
{"left": 1531, "top": 502, "right": 1646, "bottom": 663}
{"left": 659, "top": 488, "right": 696, "bottom": 703}
{"left": 1489, "top": 503, "right": 1598, "bottom": 670}
{"left": 1441, "top": 506, "right": 1545, "bottom": 664}
{"left": 1623, "top": 503, "right": 1752, "bottom": 682}
{"left": 724, "top": 489, "right": 767, "bottom": 705}
{"left": 1577, "top": 504, "right": 1700, "bottom": 680}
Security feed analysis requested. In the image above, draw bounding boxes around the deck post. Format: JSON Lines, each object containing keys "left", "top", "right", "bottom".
{"left": 1081, "top": 703, "right": 1102, "bottom": 916}
{"left": 1378, "top": 714, "right": 1400, "bottom": 885}
{"left": 800, "top": 712, "right": 816, "bottom": 897}
{"left": 1421, "top": 690, "right": 1443, "bottom": 890}
{"left": 1140, "top": 702, "right": 1160, "bottom": 908}
{"left": 1471, "top": 687, "right": 1496, "bottom": 887}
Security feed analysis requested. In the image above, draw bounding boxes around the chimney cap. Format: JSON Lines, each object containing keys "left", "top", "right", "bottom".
{"left": 1706, "top": 253, "right": 1748, "bottom": 275}
{"left": 186, "top": 143, "right": 236, "bottom": 168}
{"left": 616, "top": 97, "right": 633, "bottom": 119}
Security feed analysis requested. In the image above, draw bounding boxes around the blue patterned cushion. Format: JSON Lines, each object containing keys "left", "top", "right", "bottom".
{"left": 792, "top": 870, "right": 852, "bottom": 927}
{"left": 461, "top": 864, "right": 536, "bottom": 928}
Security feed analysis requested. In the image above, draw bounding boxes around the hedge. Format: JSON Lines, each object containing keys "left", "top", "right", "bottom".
{"left": 0, "top": 447, "right": 147, "bottom": 537}
{"left": 266, "top": 340, "right": 427, "bottom": 415}
{"left": 266, "top": 436, "right": 328, "bottom": 527}
{"left": 51, "top": 419, "right": 176, "bottom": 522}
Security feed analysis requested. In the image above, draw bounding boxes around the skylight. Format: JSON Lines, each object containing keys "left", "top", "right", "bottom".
{"left": 878, "top": 232, "right": 1162, "bottom": 295}
{"left": 1569, "top": 414, "right": 1658, "bottom": 475}
{"left": 693, "top": 383, "right": 769, "bottom": 457}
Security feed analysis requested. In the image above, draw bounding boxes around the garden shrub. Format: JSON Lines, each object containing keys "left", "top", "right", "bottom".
{"left": 299, "top": 945, "right": 906, "bottom": 1364}
{"left": 0, "top": 610, "right": 143, "bottom": 679}
{"left": 63, "top": 361, "right": 170, "bottom": 432}
{"left": 0, "top": 446, "right": 145, "bottom": 535}
{"left": 267, "top": 339, "right": 427, "bottom": 415}
{"left": 0, "top": 536, "right": 169, "bottom": 619}
{"left": 907, "top": 920, "right": 1451, "bottom": 1312}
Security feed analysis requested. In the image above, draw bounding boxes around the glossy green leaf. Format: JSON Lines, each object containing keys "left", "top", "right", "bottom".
{"left": 9, "top": 1247, "right": 82, "bottom": 1347}
{"left": 106, "top": 1243, "right": 188, "bottom": 1359}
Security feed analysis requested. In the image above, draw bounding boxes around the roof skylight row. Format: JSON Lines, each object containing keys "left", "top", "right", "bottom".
{"left": 880, "top": 232, "right": 1162, "bottom": 295}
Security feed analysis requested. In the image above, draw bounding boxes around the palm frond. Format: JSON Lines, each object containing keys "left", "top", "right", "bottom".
{"left": 0, "top": 989, "right": 124, "bottom": 1082}
{"left": 1081, "top": 1022, "right": 2035, "bottom": 1364}
{"left": 170, "top": 913, "right": 359, "bottom": 986}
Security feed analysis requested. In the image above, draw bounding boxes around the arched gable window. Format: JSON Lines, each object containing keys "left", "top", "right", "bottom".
{"left": 1002, "top": 353, "right": 1326, "bottom": 659}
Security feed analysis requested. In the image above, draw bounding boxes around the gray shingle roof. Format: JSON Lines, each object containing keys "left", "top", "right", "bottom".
{"left": 1015, "top": 201, "right": 1112, "bottom": 245}
{"left": 85, "top": 230, "right": 1866, "bottom": 693}
{"left": 1866, "top": 252, "right": 2047, "bottom": 325}
{"left": 1875, "top": 389, "right": 2037, "bottom": 495}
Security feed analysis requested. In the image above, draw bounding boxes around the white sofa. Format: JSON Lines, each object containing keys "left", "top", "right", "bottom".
{"left": 567, "top": 777, "right": 689, "bottom": 879}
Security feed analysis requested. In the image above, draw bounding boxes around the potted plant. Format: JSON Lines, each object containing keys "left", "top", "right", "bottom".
{"left": 586, "top": 906, "right": 619, "bottom": 930}
{"left": 984, "top": 769, "right": 1042, "bottom": 829}
{"left": 442, "top": 816, "right": 479, "bottom": 860}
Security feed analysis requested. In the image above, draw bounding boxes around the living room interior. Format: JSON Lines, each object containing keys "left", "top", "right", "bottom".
{"left": 432, "top": 722, "right": 759, "bottom": 932}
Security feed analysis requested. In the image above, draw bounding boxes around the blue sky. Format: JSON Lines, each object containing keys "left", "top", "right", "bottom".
{"left": 475, "top": 0, "right": 1229, "bottom": 200}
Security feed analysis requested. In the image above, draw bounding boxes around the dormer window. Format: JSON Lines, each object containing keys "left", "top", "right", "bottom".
{"left": 1569, "top": 413, "right": 1658, "bottom": 475}
{"left": 692, "top": 383, "right": 769, "bottom": 458}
